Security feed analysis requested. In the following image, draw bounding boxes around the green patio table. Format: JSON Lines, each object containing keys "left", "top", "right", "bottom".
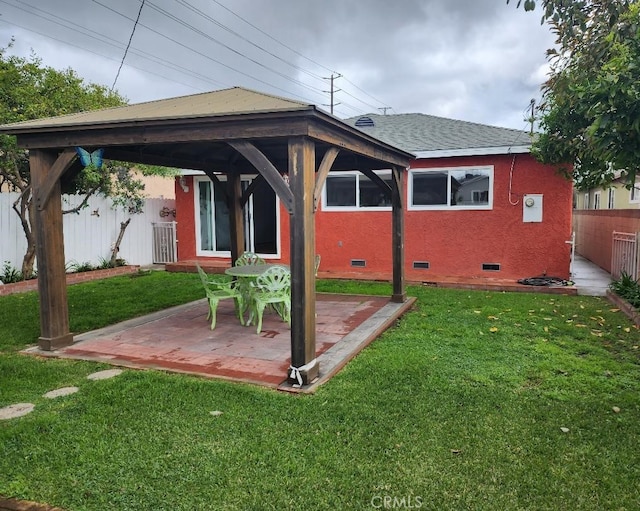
{"left": 225, "top": 264, "right": 289, "bottom": 325}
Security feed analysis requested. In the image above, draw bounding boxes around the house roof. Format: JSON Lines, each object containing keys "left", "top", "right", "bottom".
{"left": 344, "top": 113, "right": 532, "bottom": 158}
{"left": 1, "top": 87, "right": 313, "bottom": 131}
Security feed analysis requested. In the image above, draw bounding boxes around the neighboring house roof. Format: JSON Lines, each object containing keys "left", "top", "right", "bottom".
{"left": 344, "top": 113, "right": 531, "bottom": 158}
{"left": 2, "top": 87, "right": 313, "bottom": 130}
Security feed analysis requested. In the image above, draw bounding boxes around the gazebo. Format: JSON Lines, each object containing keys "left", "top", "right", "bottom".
{"left": 0, "top": 87, "right": 414, "bottom": 386}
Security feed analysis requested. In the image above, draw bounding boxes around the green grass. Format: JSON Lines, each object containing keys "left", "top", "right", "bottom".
{"left": 1, "top": 274, "right": 639, "bottom": 510}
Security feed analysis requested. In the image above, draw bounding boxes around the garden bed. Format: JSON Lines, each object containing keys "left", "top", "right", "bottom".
{"left": 0, "top": 265, "right": 140, "bottom": 297}
{"left": 606, "top": 289, "right": 640, "bottom": 327}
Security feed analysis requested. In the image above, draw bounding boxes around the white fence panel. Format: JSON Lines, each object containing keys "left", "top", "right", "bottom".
{"left": 0, "top": 192, "right": 175, "bottom": 270}
{"left": 152, "top": 222, "right": 178, "bottom": 264}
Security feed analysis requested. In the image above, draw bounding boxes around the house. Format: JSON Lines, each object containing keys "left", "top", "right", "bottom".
{"left": 174, "top": 112, "right": 574, "bottom": 283}
{"left": 575, "top": 174, "right": 640, "bottom": 210}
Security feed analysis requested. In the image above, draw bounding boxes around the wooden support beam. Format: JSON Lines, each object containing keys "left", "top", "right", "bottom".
{"left": 30, "top": 149, "right": 74, "bottom": 350}
{"left": 227, "top": 171, "right": 245, "bottom": 265}
{"left": 36, "top": 148, "right": 76, "bottom": 211}
{"left": 240, "top": 173, "right": 266, "bottom": 208}
{"left": 313, "top": 147, "right": 339, "bottom": 211}
{"left": 391, "top": 166, "right": 407, "bottom": 303}
{"left": 227, "top": 140, "right": 294, "bottom": 213}
{"left": 287, "top": 136, "right": 319, "bottom": 386}
{"left": 203, "top": 169, "right": 229, "bottom": 203}
{"left": 360, "top": 168, "right": 392, "bottom": 204}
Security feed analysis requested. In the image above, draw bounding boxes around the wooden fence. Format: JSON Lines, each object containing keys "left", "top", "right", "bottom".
{"left": 0, "top": 192, "right": 176, "bottom": 271}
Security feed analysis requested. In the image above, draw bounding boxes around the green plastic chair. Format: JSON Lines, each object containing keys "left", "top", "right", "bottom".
{"left": 247, "top": 265, "right": 291, "bottom": 334}
{"left": 234, "top": 252, "right": 265, "bottom": 266}
{"left": 196, "top": 263, "right": 244, "bottom": 329}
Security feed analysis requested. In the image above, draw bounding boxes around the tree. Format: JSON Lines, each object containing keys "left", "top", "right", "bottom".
{"left": 510, "top": 0, "right": 640, "bottom": 190}
{"left": 0, "top": 41, "right": 174, "bottom": 277}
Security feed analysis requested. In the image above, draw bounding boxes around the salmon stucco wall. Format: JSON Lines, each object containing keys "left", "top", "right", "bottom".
{"left": 316, "top": 153, "right": 573, "bottom": 281}
{"left": 176, "top": 153, "right": 573, "bottom": 282}
{"left": 175, "top": 176, "right": 197, "bottom": 260}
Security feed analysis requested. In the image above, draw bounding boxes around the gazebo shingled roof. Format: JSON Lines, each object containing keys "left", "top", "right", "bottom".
{"left": 0, "top": 86, "right": 413, "bottom": 387}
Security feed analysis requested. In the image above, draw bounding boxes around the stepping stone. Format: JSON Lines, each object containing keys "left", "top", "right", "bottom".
{"left": 43, "top": 386, "right": 79, "bottom": 399}
{"left": 0, "top": 403, "right": 35, "bottom": 420}
{"left": 87, "top": 368, "right": 123, "bottom": 381}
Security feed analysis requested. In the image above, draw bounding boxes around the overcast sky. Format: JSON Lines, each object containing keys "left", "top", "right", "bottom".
{"left": 0, "top": 0, "right": 556, "bottom": 130}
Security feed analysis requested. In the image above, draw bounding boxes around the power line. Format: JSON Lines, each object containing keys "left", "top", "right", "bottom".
{"left": 1, "top": 0, "right": 392, "bottom": 116}
{"left": 92, "top": 0, "right": 322, "bottom": 104}
{"left": 112, "top": 0, "right": 145, "bottom": 91}
{"left": 0, "top": 0, "right": 227, "bottom": 91}
{"left": 207, "top": 0, "right": 392, "bottom": 113}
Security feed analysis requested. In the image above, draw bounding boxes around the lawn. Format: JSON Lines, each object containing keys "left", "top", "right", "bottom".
{"left": 1, "top": 272, "right": 639, "bottom": 510}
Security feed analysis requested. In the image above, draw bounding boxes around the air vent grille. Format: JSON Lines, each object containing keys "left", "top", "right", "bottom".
{"left": 354, "top": 116, "right": 375, "bottom": 127}
{"left": 482, "top": 263, "right": 501, "bottom": 271}
{"left": 351, "top": 259, "right": 366, "bottom": 267}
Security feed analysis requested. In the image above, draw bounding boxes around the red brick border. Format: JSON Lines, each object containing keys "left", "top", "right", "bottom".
{"left": 0, "top": 266, "right": 140, "bottom": 297}
{"left": 606, "top": 290, "right": 640, "bottom": 328}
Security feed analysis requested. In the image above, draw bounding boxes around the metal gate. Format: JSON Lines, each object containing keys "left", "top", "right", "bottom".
{"left": 152, "top": 221, "right": 177, "bottom": 264}
{"left": 611, "top": 231, "right": 639, "bottom": 280}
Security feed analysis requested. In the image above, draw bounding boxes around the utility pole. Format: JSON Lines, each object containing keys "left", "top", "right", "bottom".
{"left": 528, "top": 98, "right": 535, "bottom": 135}
{"left": 378, "top": 107, "right": 392, "bottom": 115}
{"left": 323, "top": 73, "right": 342, "bottom": 115}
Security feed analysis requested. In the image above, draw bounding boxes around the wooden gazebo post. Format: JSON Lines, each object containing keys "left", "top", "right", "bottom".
{"left": 287, "top": 136, "right": 319, "bottom": 386}
{"left": 30, "top": 149, "right": 74, "bottom": 350}
{"left": 391, "top": 165, "right": 407, "bottom": 303}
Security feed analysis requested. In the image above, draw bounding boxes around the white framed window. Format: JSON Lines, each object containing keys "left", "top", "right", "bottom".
{"left": 408, "top": 166, "right": 493, "bottom": 210}
{"left": 593, "top": 191, "right": 601, "bottom": 210}
{"left": 630, "top": 182, "right": 640, "bottom": 203}
{"left": 583, "top": 193, "right": 590, "bottom": 209}
{"left": 322, "top": 170, "right": 392, "bottom": 211}
{"left": 607, "top": 188, "right": 615, "bottom": 209}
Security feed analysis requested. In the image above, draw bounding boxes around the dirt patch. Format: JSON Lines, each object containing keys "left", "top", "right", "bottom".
{"left": 0, "top": 497, "right": 65, "bottom": 511}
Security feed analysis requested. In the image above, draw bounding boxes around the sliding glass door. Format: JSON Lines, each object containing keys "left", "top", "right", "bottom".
{"left": 195, "top": 176, "right": 279, "bottom": 257}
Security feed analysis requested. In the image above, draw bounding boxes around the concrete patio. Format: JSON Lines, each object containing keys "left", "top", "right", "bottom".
{"left": 25, "top": 293, "right": 415, "bottom": 393}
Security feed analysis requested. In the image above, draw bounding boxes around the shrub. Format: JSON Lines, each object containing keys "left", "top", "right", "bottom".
{"left": 68, "top": 261, "right": 95, "bottom": 273}
{"left": 0, "top": 261, "right": 23, "bottom": 284}
{"left": 609, "top": 271, "right": 640, "bottom": 309}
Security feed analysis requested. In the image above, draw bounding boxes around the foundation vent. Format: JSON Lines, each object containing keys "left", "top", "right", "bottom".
{"left": 482, "top": 263, "right": 501, "bottom": 272}
{"left": 350, "top": 259, "right": 366, "bottom": 267}
{"left": 413, "top": 261, "right": 430, "bottom": 269}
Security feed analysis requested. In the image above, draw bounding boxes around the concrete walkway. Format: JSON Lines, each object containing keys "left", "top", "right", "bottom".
{"left": 572, "top": 255, "right": 612, "bottom": 296}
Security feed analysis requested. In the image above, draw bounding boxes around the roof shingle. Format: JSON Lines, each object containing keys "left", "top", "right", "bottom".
{"left": 344, "top": 113, "right": 531, "bottom": 153}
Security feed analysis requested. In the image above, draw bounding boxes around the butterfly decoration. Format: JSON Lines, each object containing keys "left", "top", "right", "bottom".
{"left": 75, "top": 147, "right": 104, "bottom": 170}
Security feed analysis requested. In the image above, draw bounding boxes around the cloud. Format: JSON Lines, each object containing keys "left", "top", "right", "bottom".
{"left": 0, "top": 0, "right": 556, "bottom": 128}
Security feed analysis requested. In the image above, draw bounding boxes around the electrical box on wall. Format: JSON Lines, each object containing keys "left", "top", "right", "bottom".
{"left": 523, "top": 194, "right": 543, "bottom": 223}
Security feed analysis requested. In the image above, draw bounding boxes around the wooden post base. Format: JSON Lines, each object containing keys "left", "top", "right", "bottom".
{"left": 392, "top": 292, "right": 407, "bottom": 303}
{"left": 38, "top": 334, "right": 74, "bottom": 351}
{"left": 287, "top": 358, "right": 319, "bottom": 386}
